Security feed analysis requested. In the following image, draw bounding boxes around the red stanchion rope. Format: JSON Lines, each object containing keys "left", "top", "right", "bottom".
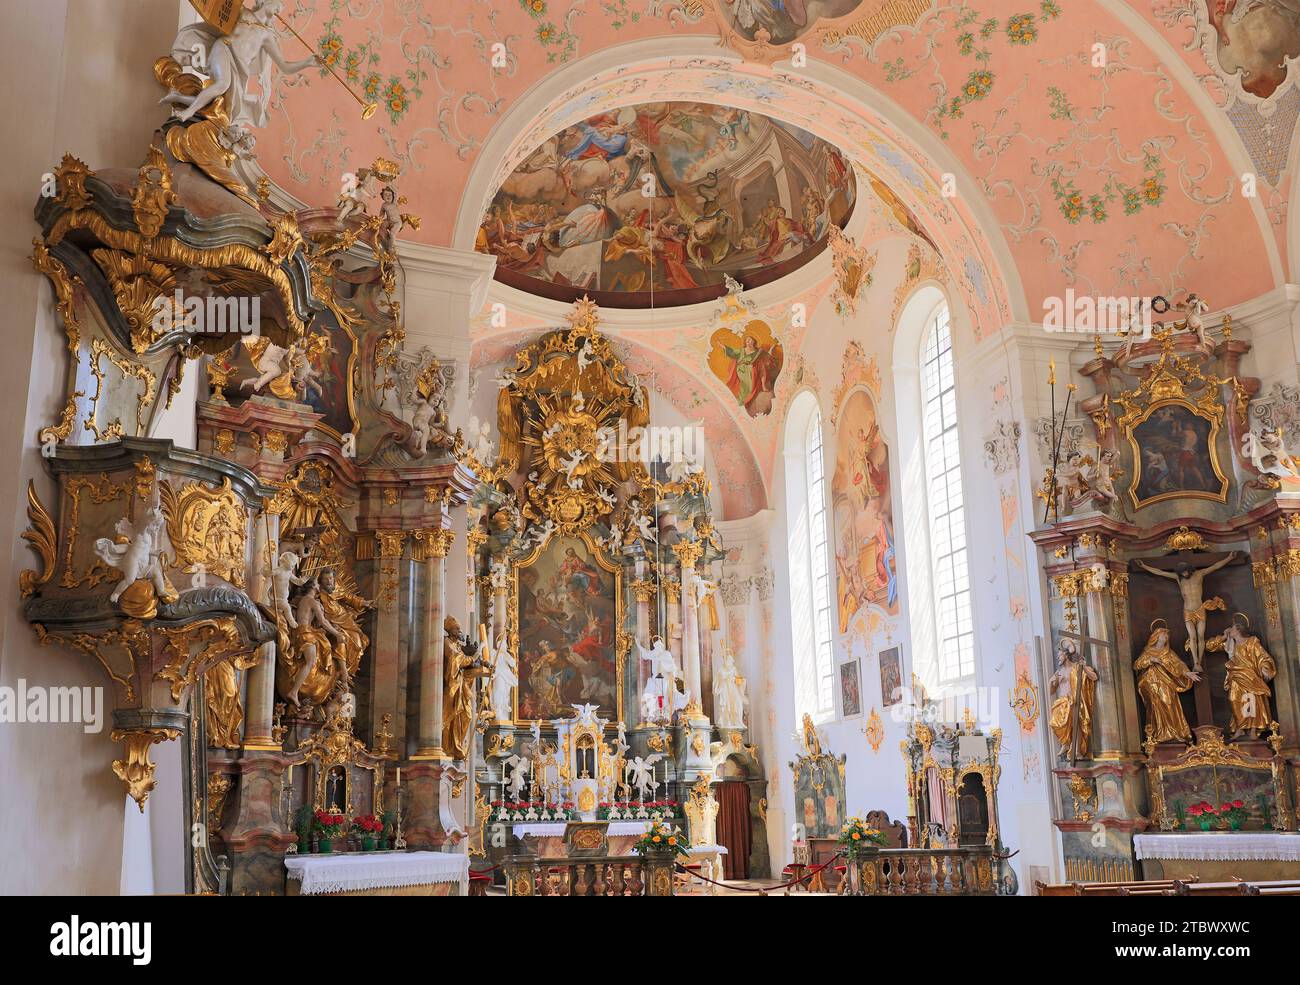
{"left": 673, "top": 850, "right": 846, "bottom": 893}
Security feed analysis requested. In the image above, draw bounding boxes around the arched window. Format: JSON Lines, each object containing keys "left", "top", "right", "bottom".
{"left": 920, "top": 303, "right": 974, "bottom": 681}
{"left": 785, "top": 392, "right": 836, "bottom": 722}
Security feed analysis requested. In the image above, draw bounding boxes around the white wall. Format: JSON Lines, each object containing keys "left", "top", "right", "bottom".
{"left": 0, "top": 0, "right": 180, "bottom": 894}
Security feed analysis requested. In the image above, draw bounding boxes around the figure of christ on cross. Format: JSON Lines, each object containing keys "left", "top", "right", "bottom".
{"left": 1133, "top": 551, "right": 1240, "bottom": 673}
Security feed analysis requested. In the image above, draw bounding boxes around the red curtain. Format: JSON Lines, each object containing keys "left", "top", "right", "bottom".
{"left": 717, "top": 782, "right": 751, "bottom": 880}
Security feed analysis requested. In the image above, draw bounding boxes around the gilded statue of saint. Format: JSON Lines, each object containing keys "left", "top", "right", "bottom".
{"left": 1048, "top": 638, "right": 1097, "bottom": 762}
{"left": 277, "top": 567, "right": 370, "bottom": 709}
{"left": 442, "top": 617, "right": 485, "bottom": 761}
{"left": 204, "top": 651, "right": 260, "bottom": 749}
{"left": 1134, "top": 620, "right": 1200, "bottom": 744}
{"left": 1206, "top": 613, "right": 1277, "bottom": 738}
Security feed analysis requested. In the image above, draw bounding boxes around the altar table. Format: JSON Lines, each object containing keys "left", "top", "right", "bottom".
{"left": 284, "top": 851, "right": 470, "bottom": 896}
{"left": 1135, "top": 833, "right": 1300, "bottom": 882}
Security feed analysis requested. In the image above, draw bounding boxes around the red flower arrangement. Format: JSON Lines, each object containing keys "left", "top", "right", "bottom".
{"left": 312, "top": 809, "right": 349, "bottom": 834}
{"left": 352, "top": 814, "right": 383, "bottom": 835}
{"left": 1186, "top": 800, "right": 1247, "bottom": 831}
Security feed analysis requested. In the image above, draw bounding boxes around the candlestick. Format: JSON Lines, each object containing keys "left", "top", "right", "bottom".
{"left": 396, "top": 766, "right": 401, "bottom": 786}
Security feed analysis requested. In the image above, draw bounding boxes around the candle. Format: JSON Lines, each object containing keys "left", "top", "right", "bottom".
{"left": 396, "top": 767, "right": 401, "bottom": 786}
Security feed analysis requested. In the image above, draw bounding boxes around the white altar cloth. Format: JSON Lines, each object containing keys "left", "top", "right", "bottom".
{"left": 512, "top": 821, "right": 652, "bottom": 839}
{"left": 1134, "top": 833, "right": 1300, "bottom": 862}
{"left": 285, "top": 851, "right": 469, "bottom": 895}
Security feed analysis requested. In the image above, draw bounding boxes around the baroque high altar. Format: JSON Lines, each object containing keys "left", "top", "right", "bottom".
{"left": 17, "top": 6, "right": 762, "bottom": 896}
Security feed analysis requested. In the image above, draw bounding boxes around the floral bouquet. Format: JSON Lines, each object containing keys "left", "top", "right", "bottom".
{"left": 837, "top": 816, "right": 887, "bottom": 859}
{"left": 632, "top": 821, "right": 688, "bottom": 859}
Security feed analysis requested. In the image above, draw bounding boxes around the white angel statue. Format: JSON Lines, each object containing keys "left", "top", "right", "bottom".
{"left": 95, "top": 498, "right": 172, "bottom": 605}
{"left": 163, "top": 0, "right": 318, "bottom": 127}
{"left": 625, "top": 754, "right": 665, "bottom": 803}
{"left": 268, "top": 550, "right": 306, "bottom": 627}
{"left": 503, "top": 754, "right": 531, "bottom": 802}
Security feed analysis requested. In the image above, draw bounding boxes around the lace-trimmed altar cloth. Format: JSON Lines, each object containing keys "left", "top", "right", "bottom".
{"left": 1134, "top": 833, "right": 1300, "bottom": 862}
{"left": 285, "top": 851, "right": 469, "bottom": 895}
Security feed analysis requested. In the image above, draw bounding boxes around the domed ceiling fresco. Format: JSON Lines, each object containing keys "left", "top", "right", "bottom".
{"left": 476, "top": 101, "right": 857, "bottom": 306}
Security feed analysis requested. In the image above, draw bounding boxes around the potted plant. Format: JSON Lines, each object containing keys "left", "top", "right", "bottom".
{"left": 1187, "top": 802, "right": 1215, "bottom": 831}
{"left": 313, "top": 809, "right": 348, "bottom": 852}
{"left": 292, "top": 803, "right": 313, "bottom": 853}
{"left": 837, "top": 816, "right": 887, "bottom": 895}
{"left": 352, "top": 813, "right": 383, "bottom": 851}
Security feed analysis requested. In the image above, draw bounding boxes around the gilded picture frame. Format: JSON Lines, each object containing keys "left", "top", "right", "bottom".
{"left": 1124, "top": 398, "right": 1228, "bottom": 510}
{"left": 510, "top": 528, "right": 624, "bottom": 725}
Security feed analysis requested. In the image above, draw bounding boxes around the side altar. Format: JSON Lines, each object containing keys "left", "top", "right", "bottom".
{"left": 1030, "top": 308, "right": 1300, "bottom": 884}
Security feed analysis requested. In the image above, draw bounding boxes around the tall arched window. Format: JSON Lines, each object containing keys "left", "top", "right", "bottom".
{"left": 785, "top": 392, "right": 836, "bottom": 722}
{"left": 920, "top": 303, "right": 974, "bottom": 681}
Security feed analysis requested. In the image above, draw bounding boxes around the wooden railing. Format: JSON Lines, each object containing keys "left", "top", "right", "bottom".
{"left": 854, "top": 846, "right": 1000, "bottom": 895}
{"left": 503, "top": 855, "right": 676, "bottom": 896}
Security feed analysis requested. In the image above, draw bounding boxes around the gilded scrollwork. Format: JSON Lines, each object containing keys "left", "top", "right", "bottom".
{"left": 19, "top": 481, "right": 57, "bottom": 598}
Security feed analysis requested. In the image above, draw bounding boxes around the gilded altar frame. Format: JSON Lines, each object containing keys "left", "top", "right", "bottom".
{"left": 1112, "top": 328, "right": 1244, "bottom": 511}
{"left": 1144, "top": 725, "right": 1295, "bottom": 832}
{"left": 509, "top": 528, "right": 625, "bottom": 725}
{"left": 1124, "top": 397, "right": 1228, "bottom": 511}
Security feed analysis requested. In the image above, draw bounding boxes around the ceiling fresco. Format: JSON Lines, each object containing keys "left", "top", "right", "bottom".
{"left": 251, "top": 0, "right": 1286, "bottom": 324}
{"left": 477, "top": 102, "right": 857, "bottom": 305}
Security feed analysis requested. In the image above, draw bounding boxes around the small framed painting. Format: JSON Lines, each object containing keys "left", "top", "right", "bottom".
{"left": 879, "top": 646, "right": 903, "bottom": 707}
{"left": 838, "top": 658, "right": 862, "bottom": 718}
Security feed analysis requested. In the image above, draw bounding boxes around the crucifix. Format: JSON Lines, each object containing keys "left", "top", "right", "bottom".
{"left": 1132, "top": 550, "right": 1240, "bottom": 673}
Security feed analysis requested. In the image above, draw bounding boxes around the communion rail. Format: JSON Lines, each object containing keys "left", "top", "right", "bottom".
{"left": 851, "top": 846, "right": 1001, "bottom": 895}
{"left": 503, "top": 855, "right": 676, "bottom": 896}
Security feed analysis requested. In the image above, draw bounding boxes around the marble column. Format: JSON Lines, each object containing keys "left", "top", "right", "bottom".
{"left": 366, "top": 530, "right": 407, "bottom": 750}
{"left": 243, "top": 506, "right": 279, "bottom": 749}
{"left": 414, "top": 528, "right": 454, "bottom": 759}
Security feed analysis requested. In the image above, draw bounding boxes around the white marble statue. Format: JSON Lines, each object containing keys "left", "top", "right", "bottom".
{"left": 503, "top": 754, "right": 531, "bottom": 802}
{"left": 337, "top": 167, "right": 380, "bottom": 224}
{"left": 559, "top": 448, "right": 586, "bottom": 490}
{"left": 626, "top": 754, "right": 664, "bottom": 803}
{"left": 95, "top": 498, "right": 171, "bottom": 605}
{"left": 1244, "top": 426, "right": 1298, "bottom": 479}
{"left": 1179, "top": 293, "right": 1210, "bottom": 346}
{"left": 268, "top": 550, "right": 306, "bottom": 627}
{"left": 713, "top": 649, "right": 748, "bottom": 729}
{"left": 164, "top": 0, "right": 318, "bottom": 127}
{"left": 638, "top": 636, "right": 679, "bottom": 680}
{"left": 488, "top": 635, "right": 517, "bottom": 722}
{"left": 467, "top": 415, "right": 495, "bottom": 464}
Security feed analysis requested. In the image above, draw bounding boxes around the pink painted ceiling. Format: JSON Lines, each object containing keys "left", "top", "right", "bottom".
{"left": 255, "top": 1, "right": 1285, "bottom": 320}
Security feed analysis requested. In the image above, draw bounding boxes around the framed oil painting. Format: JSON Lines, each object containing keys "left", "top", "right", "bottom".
{"left": 216, "top": 316, "right": 358, "bottom": 441}
{"left": 838, "top": 658, "right": 862, "bottom": 718}
{"left": 879, "top": 645, "right": 903, "bottom": 707}
{"left": 513, "top": 532, "right": 622, "bottom": 723}
{"left": 1127, "top": 400, "right": 1227, "bottom": 510}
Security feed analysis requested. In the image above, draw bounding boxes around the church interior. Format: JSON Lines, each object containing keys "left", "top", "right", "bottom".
{"left": 6, "top": 0, "right": 1300, "bottom": 913}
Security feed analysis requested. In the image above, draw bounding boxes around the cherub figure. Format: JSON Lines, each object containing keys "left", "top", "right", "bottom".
{"left": 337, "top": 167, "right": 379, "bottom": 225}
{"left": 269, "top": 550, "right": 306, "bottom": 628}
{"left": 95, "top": 498, "right": 174, "bottom": 605}
{"left": 1178, "top": 293, "right": 1211, "bottom": 346}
